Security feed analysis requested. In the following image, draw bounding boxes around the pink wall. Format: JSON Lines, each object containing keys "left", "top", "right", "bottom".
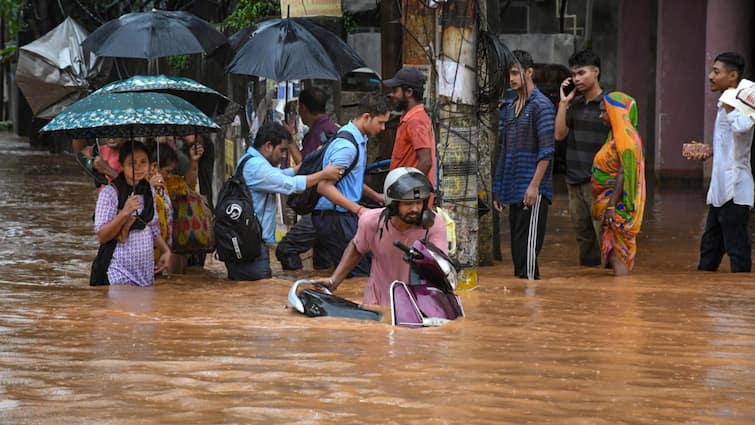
{"left": 654, "top": 0, "right": 708, "bottom": 179}
{"left": 703, "top": 0, "right": 754, "bottom": 178}
{"left": 618, "top": 0, "right": 652, "bottom": 164}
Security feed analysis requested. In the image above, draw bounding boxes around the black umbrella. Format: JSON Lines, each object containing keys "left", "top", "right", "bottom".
{"left": 226, "top": 18, "right": 367, "bottom": 81}
{"left": 227, "top": 26, "right": 255, "bottom": 51}
{"left": 81, "top": 10, "right": 226, "bottom": 59}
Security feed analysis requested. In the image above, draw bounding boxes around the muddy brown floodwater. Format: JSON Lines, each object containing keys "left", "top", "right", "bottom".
{"left": 1, "top": 133, "right": 754, "bottom": 424}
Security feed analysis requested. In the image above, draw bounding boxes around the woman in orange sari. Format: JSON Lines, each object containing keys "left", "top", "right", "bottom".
{"left": 591, "top": 92, "right": 645, "bottom": 275}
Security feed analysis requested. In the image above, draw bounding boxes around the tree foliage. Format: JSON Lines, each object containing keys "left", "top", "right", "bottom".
{"left": 0, "top": 0, "right": 22, "bottom": 62}
{"left": 60, "top": 0, "right": 198, "bottom": 32}
{"left": 223, "top": 0, "right": 280, "bottom": 32}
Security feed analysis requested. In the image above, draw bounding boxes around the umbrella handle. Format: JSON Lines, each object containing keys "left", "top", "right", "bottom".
{"left": 131, "top": 128, "right": 136, "bottom": 194}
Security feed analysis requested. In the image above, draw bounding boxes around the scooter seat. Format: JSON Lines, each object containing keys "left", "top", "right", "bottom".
{"left": 298, "top": 289, "right": 383, "bottom": 321}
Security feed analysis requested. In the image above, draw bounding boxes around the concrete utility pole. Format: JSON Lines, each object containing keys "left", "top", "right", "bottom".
{"left": 436, "top": 0, "right": 478, "bottom": 289}
{"left": 486, "top": 0, "right": 503, "bottom": 262}
{"left": 477, "top": 0, "right": 495, "bottom": 267}
{"left": 399, "top": 0, "right": 480, "bottom": 289}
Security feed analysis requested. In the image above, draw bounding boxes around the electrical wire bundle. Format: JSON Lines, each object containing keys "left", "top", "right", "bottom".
{"left": 477, "top": 30, "right": 515, "bottom": 112}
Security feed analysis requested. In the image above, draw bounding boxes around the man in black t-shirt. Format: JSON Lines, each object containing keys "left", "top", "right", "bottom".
{"left": 554, "top": 50, "right": 610, "bottom": 267}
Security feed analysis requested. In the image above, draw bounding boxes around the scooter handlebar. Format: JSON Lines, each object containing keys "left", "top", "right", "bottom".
{"left": 393, "top": 240, "right": 411, "bottom": 253}
{"left": 393, "top": 240, "right": 424, "bottom": 261}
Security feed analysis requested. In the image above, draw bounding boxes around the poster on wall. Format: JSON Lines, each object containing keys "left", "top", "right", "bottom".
{"left": 280, "top": 0, "right": 342, "bottom": 17}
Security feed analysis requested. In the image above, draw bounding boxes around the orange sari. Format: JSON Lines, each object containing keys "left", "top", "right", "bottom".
{"left": 591, "top": 92, "right": 646, "bottom": 270}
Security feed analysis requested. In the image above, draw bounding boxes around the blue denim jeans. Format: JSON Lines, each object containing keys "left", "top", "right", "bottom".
{"left": 224, "top": 243, "right": 272, "bottom": 281}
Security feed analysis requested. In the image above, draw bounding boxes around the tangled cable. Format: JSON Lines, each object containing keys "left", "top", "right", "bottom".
{"left": 477, "top": 30, "right": 515, "bottom": 112}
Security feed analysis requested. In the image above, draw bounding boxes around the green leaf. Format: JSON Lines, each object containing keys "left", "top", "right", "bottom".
{"left": 223, "top": 0, "right": 281, "bottom": 32}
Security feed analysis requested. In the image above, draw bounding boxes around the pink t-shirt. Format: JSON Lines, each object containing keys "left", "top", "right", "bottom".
{"left": 352, "top": 208, "right": 448, "bottom": 306}
{"left": 99, "top": 145, "right": 123, "bottom": 180}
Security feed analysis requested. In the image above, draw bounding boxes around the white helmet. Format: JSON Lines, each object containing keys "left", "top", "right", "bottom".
{"left": 383, "top": 167, "right": 433, "bottom": 210}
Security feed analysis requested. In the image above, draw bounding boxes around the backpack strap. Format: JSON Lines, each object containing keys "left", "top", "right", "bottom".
{"left": 327, "top": 130, "right": 360, "bottom": 211}
{"left": 234, "top": 154, "right": 254, "bottom": 182}
{"left": 332, "top": 130, "right": 360, "bottom": 178}
{"left": 232, "top": 153, "right": 265, "bottom": 226}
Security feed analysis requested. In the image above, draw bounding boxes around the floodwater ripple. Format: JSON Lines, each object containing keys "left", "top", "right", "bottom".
{"left": 0, "top": 134, "right": 754, "bottom": 424}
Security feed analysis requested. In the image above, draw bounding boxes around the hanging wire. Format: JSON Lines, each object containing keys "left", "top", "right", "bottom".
{"left": 73, "top": 0, "right": 105, "bottom": 25}
{"left": 477, "top": 30, "right": 515, "bottom": 113}
{"left": 56, "top": 0, "right": 66, "bottom": 17}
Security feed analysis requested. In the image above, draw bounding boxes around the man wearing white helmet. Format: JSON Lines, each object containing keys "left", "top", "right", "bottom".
{"left": 312, "top": 167, "right": 448, "bottom": 306}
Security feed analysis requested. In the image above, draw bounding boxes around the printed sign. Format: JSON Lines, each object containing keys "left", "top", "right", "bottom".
{"left": 280, "top": 0, "right": 342, "bottom": 17}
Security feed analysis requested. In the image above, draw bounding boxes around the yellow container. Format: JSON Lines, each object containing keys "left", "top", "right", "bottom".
{"left": 275, "top": 222, "right": 289, "bottom": 243}
{"left": 435, "top": 207, "right": 457, "bottom": 256}
{"left": 456, "top": 267, "right": 478, "bottom": 291}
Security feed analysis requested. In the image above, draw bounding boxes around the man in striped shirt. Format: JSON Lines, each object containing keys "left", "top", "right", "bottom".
{"left": 554, "top": 50, "right": 609, "bottom": 267}
{"left": 493, "top": 50, "right": 556, "bottom": 280}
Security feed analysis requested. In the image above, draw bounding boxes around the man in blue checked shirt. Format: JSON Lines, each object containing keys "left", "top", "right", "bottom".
{"left": 493, "top": 50, "right": 556, "bottom": 281}
{"left": 224, "top": 122, "right": 343, "bottom": 281}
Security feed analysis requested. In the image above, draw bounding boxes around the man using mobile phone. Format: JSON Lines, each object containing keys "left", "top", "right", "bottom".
{"left": 554, "top": 49, "right": 608, "bottom": 267}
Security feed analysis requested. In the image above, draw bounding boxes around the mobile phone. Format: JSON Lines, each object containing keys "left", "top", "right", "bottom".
{"left": 563, "top": 80, "right": 576, "bottom": 96}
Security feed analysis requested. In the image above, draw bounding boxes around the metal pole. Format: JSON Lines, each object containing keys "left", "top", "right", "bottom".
{"left": 477, "top": 0, "right": 495, "bottom": 267}
{"left": 585, "top": 0, "right": 594, "bottom": 48}
{"left": 131, "top": 128, "right": 135, "bottom": 194}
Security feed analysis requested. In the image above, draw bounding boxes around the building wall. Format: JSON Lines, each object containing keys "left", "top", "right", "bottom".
{"left": 507, "top": 0, "right": 620, "bottom": 90}
{"left": 653, "top": 0, "right": 708, "bottom": 179}
{"left": 618, "top": 0, "right": 654, "bottom": 171}
{"left": 620, "top": 0, "right": 754, "bottom": 180}
{"left": 703, "top": 0, "right": 754, "bottom": 174}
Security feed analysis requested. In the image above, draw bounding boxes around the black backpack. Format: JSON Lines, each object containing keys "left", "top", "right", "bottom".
{"left": 214, "top": 155, "right": 263, "bottom": 263}
{"left": 287, "top": 130, "right": 359, "bottom": 215}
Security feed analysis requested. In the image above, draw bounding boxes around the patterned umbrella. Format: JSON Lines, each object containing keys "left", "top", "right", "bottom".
{"left": 92, "top": 74, "right": 233, "bottom": 120}
{"left": 39, "top": 92, "right": 220, "bottom": 139}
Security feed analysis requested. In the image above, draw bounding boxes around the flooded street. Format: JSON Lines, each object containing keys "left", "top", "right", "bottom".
{"left": 1, "top": 132, "right": 754, "bottom": 424}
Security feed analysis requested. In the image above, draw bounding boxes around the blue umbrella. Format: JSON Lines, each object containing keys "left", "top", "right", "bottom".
{"left": 39, "top": 91, "right": 220, "bottom": 139}
{"left": 92, "top": 74, "right": 233, "bottom": 120}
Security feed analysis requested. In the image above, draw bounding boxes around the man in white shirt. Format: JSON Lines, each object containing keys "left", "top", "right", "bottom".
{"left": 688, "top": 52, "right": 755, "bottom": 272}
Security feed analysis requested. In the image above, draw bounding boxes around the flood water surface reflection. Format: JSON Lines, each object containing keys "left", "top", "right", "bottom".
{"left": 1, "top": 134, "right": 754, "bottom": 424}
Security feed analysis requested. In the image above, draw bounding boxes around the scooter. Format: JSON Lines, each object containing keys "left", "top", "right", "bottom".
{"left": 288, "top": 280, "right": 383, "bottom": 321}
{"left": 286, "top": 239, "right": 463, "bottom": 327}
{"left": 389, "top": 239, "right": 464, "bottom": 328}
